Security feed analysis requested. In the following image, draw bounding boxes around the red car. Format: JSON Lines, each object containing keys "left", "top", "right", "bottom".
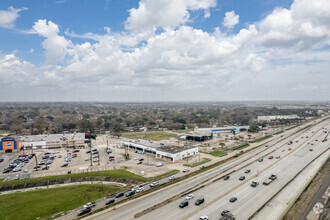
{"left": 72, "top": 154, "right": 77, "bottom": 156}
{"left": 61, "top": 163, "right": 68, "bottom": 167}
{"left": 269, "top": 156, "right": 273, "bottom": 159}
{"left": 109, "top": 158, "right": 114, "bottom": 161}
{"left": 34, "top": 165, "right": 41, "bottom": 169}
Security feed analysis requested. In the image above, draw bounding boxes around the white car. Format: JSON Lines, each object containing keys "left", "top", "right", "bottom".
{"left": 156, "top": 162, "right": 163, "bottom": 167}
{"left": 169, "top": 175, "right": 175, "bottom": 180}
{"left": 83, "top": 202, "right": 96, "bottom": 209}
{"left": 85, "top": 157, "right": 90, "bottom": 161}
{"left": 186, "top": 194, "right": 194, "bottom": 200}
{"left": 14, "top": 175, "right": 20, "bottom": 180}
{"left": 93, "top": 158, "right": 99, "bottom": 162}
{"left": 183, "top": 168, "right": 189, "bottom": 173}
{"left": 199, "top": 216, "right": 209, "bottom": 220}
{"left": 135, "top": 187, "right": 144, "bottom": 193}
{"left": 24, "top": 169, "right": 28, "bottom": 173}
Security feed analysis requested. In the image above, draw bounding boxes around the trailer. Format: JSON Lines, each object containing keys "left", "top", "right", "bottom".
{"left": 263, "top": 174, "right": 277, "bottom": 185}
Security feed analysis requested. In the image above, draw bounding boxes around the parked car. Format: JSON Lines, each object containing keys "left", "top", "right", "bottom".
{"left": 245, "top": 169, "right": 251, "bottom": 173}
{"left": 61, "top": 163, "right": 68, "bottom": 167}
{"left": 239, "top": 176, "right": 245, "bottom": 181}
{"left": 93, "top": 158, "right": 99, "bottom": 162}
{"left": 186, "top": 194, "right": 194, "bottom": 200}
{"left": 137, "top": 161, "right": 142, "bottom": 165}
{"left": 229, "top": 197, "right": 237, "bottom": 202}
{"left": 179, "top": 200, "right": 189, "bottom": 208}
{"left": 105, "top": 198, "right": 115, "bottom": 205}
{"left": 14, "top": 175, "right": 20, "bottom": 180}
{"left": 25, "top": 174, "right": 30, "bottom": 179}
{"left": 73, "top": 149, "right": 80, "bottom": 153}
{"left": 85, "top": 157, "right": 91, "bottom": 161}
{"left": 67, "top": 170, "right": 71, "bottom": 174}
{"left": 115, "top": 192, "right": 124, "bottom": 198}
{"left": 195, "top": 197, "right": 205, "bottom": 205}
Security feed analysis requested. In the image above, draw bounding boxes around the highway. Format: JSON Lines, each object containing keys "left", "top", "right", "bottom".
{"left": 84, "top": 118, "right": 330, "bottom": 220}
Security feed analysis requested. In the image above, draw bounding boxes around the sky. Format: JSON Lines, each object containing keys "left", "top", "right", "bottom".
{"left": 0, "top": 0, "right": 329, "bottom": 102}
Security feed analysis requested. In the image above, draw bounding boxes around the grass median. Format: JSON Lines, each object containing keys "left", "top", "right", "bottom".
{"left": 0, "top": 169, "right": 148, "bottom": 187}
{"left": 0, "top": 184, "right": 122, "bottom": 220}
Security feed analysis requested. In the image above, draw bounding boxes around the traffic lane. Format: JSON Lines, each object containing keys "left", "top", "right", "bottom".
{"left": 139, "top": 132, "right": 320, "bottom": 220}
{"left": 86, "top": 120, "right": 329, "bottom": 220}
{"left": 188, "top": 137, "right": 329, "bottom": 220}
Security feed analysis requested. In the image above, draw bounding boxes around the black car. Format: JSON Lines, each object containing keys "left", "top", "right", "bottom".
{"left": 239, "top": 176, "right": 245, "bottom": 181}
{"left": 221, "top": 210, "right": 230, "bottom": 216}
{"left": 77, "top": 207, "right": 91, "bottom": 216}
{"left": 3, "top": 168, "right": 12, "bottom": 173}
{"left": 224, "top": 175, "right": 230, "bottom": 180}
{"left": 139, "top": 158, "right": 144, "bottom": 161}
{"left": 137, "top": 161, "right": 142, "bottom": 165}
{"left": 179, "top": 200, "right": 189, "bottom": 208}
{"left": 115, "top": 192, "right": 124, "bottom": 198}
{"left": 86, "top": 150, "right": 91, "bottom": 154}
{"left": 229, "top": 197, "right": 237, "bottom": 202}
{"left": 126, "top": 190, "right": 135, "bottom": 197}
{"left": 195, "top": 197, "right": 205, "bottom": 205}
{"left": 105, "top": 198, "right": 115, "bottom": 205}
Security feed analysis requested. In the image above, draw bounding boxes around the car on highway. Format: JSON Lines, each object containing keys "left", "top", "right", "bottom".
{"left": 150, "top": 182, "right": 159, "bottom": 187}
{"left": 229, "top": 197, "right": 237, "bottom": 202}
{"left": 251, "top": 181, "right": 259, "bottom": 187}
{"left": 135, "top": 187, "right": 144, "bottom": 193}
{"left": 224, "top": 175, "right": 230, "bottom": 180}
{"left": 83, "top": 202, "right": 96, "bottom": 209}
{"left": 258, "top": 158, "right": 263, "bottom": 162}
{"left": 199, "top": 216, "right": 208, "bottom": 220}
{"left": 179, "top": 200, "right": 189, "bottom": 208}
{"left": 126, "top": 190, "right": 135, "bottom": 197}
{"left": 221, "top": 210, "right": 230, "bottom": 216}
{"left": 169, "top": 175, "right": 175, "bottom": 180}
{"left": 309, "top": 148, "right": 313, "bottom": 151}
{"left": 195, "top": 197, "right": 205, "bottom": 205}
{"left": 276, "top": 155, "right": 281, "bottom": 159}
{"left": 115, "top": 192, "right": 124, "bottom": 198}
{"left": 245, "top": 169, "right": 251, "bottom": 173}
{"left": 105, "top": 198, "right": 115, "bottom": 205}
{"left": 183, "top": 168, "right": 189, "bottom": 173}
{"left": 269, "top": 156, "right": 273, "bottom": 159}
{"left": 77, "top": 207, "right": 91, "bottom": 216}
{"left": 265, "top": 144, "right": 269, "bottom": 147}
{"left": 186, "top": 194, "right": 194, "bottom": 200}
{"left": 239, "top": 176, "right": 245, "bottom": 181}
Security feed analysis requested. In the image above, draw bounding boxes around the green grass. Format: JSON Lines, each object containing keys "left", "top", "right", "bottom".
{"left": 0, "top": 169, "right": 148, "bottom": 187}
{"left": 0, "top": 184, "right": 122, "bottom": 220}
{"left": 149, "top": 169, "right": 180, "bottom": 181}
{"left": 250, "top": 135, "right": 273, "bottom": 143}
{"left": 231, "top": 143, "right": 250, "bottom": 151}
{"left": 184, "top": 158, "right": 211, "bottom": 167}
{"left": 209, "top": 150, "right": 228, "bottom": 157}
{"left": 121, "top": 131, "right": 178, "bottom": 141}
{"left": 274, "top": 130, "right": 284, "bottom": 135}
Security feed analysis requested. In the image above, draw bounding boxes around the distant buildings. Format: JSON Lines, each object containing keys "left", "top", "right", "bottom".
{"left": 257, "top": 115, "right": 300, "bottom": 122}
{"left": 194, "top": 126, "right": 249, "bottom": 134}
{"left": 186, "top": 133, "right": 213, "bottom": 142}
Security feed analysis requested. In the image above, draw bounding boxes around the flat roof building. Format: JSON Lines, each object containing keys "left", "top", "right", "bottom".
{"left": 121, "top": 139, "right": 198, "bottom": 162}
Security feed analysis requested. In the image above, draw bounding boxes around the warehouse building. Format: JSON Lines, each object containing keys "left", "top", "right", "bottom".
{"left": 121, "top": 139, "right": 198, "bottom": 162}
{"left": 194, "top": 126, "right": 249, "bottom": 134}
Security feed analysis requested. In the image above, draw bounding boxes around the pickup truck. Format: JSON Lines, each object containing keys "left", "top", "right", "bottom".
{"left": 263, "top": 174, "right": 277, "bottom": 185}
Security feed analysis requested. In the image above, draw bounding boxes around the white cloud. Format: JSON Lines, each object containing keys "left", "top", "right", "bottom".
{"left": 223, "top": 11, "right": 239, "bottom": 29}
{"left": 125, "top": 0, "right": 216, "bottom": 31}
{"left": 1, "top": 0, "right": 330, "bottom": 101}
{"left": 32, "top": 19, "right": 72, "bottom": 64}
{"left": 0, "top": 6, "right": 27, "bottom": 28}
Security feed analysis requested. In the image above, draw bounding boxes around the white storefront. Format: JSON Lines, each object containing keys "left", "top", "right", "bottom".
{"left": 121, "top": 140, "right": 199, "bottom": 162}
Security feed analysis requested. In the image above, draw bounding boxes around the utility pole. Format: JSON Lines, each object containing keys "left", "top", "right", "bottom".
{"left": 35, "top": 155, "right": 38, "bottom": 170}
{"left": 90, "top": 141, "right": 93, "bottom": 167}
{"left": 31, "top": 144, "right": 33, "bottom": 154}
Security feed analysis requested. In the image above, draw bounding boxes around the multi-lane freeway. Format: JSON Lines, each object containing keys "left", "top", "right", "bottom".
{"left": 85, "top": 118, "right": 330, "bottom": 220}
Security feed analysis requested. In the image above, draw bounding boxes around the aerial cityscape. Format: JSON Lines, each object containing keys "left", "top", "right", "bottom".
{"left": 0, "top": 0, "right": 329, "bottom": 220}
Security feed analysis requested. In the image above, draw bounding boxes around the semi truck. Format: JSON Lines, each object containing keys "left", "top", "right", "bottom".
{"left": 263, "top": 174, "right": 277, "bottom": 185}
